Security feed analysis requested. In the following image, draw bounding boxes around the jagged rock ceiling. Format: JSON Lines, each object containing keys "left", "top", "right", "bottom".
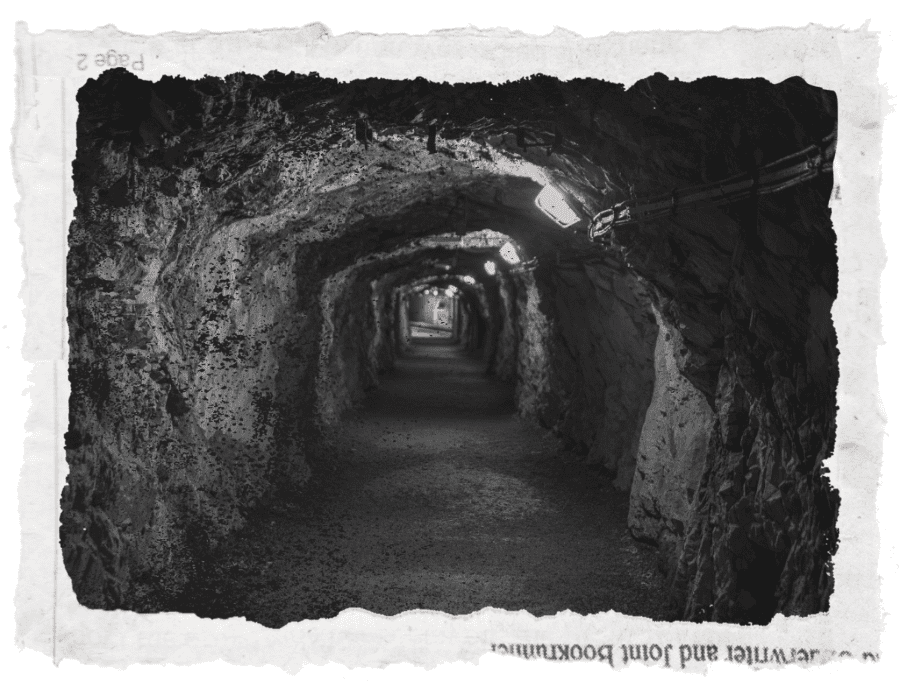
{"left": 76, "top": 69, "right": 836, "bottom": 266}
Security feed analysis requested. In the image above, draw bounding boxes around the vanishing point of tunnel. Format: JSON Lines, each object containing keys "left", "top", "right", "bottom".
{"left": 63, "top": 70, "right": 839, "bottom": 627}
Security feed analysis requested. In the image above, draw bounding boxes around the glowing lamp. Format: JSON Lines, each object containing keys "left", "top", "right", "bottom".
{"left": 484, "top": 261, "right": 496, "bottom": 276}
{"left": 462, "top": 275, "right": 476, "bottom": 285}
{"left": 499, "top": 242, "right": 521, "bottom": 265}
{"left": 535, "top": 184, "right": 580, "bottom": 228}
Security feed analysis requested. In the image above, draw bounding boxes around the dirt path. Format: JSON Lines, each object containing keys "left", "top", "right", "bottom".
{"left": 186, "top": 338, "right": 667, "bottom": 627}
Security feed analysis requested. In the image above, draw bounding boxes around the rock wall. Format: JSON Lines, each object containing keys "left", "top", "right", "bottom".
{"left": 455, "top": 294, "right": 483, "bottom": 351}
{"left": 512, "top": 269, "right": 554, "bottom": 421}
{"left": 629, "top": 308, "right": 715, "bottom": 574}
{"left": 490, "top": 273, "right": 518, "bottom": 381}
{"left": 396, "top": 292, "right": 410, "bottom": 349}
{"left": 546, "top": 261, "right": 658, "bottom": 488}
{"left": 369, "top": 280, "right": 395, "bottom": 373}
{"left": 616, "top": 180, "right": 839, "bottom": 623}
{"left": 64, "top": 199, "right": 320, "bottom": 609}
{"left": 496, "top": 259, "right": 657, "bottom": 489}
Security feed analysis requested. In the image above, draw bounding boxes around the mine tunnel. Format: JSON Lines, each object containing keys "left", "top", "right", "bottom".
{"left": 63, "top": 69, "right": 840, "bottom": 627}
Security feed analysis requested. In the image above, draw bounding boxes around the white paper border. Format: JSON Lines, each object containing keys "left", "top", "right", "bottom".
{"left": 3, "top": 2, "right": 898, "bottom": 693}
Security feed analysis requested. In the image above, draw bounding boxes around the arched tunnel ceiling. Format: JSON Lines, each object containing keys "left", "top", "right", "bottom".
{"left": 78, "top": 69, "right": 836, "bottom": 273}
{"left": 358, "top": 250, "right": 499, "bottom": 325}
{"left": 74, "top": 67, "right": 838, "bottom": 401}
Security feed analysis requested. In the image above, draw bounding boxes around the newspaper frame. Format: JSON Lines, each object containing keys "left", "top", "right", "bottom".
{"left": 10, "top": 20, "right": 890, "bottom": 673}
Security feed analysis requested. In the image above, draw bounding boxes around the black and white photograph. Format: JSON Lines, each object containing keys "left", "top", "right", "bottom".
{"left": 63, "top": 69, "right": 840, "bottom": 628}
{"left": 3, "top": 4, "right": 898, "bottom": 692}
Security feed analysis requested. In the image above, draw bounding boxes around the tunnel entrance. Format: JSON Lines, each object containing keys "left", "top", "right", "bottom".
{"left": 408, "top": 286, "right": 457, "bottom": 339}
{"left": 65, "top": 69, "right": 839, "bottom": 627}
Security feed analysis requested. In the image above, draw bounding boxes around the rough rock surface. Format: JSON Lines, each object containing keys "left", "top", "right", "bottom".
{"left": 542, "top": 259, "right": 658, "bottom": 489}
{"left": 615, "top": 177, "right": 839, "bottom": 623}
{"left": 629, "top": 308, "right": 715, "bottom": 574}
{"left": 64, "top": 69, "right": 838, "bottom": 622}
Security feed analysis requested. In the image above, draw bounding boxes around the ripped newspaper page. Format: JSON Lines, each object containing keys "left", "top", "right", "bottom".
{"left": 12, "top": 21, "right": 889, "bottom": 673}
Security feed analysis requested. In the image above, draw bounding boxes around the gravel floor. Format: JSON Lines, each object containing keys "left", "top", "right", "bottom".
{"left": 185, "top": 338, "right": 668, "bottom": 627}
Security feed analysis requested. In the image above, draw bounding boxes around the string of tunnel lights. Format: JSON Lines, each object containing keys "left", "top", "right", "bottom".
{"left": 420, "top": 285, "right": 459, "bottom": 297}
{"left": 482, "top": 242, "right": 520, "bottom": 276}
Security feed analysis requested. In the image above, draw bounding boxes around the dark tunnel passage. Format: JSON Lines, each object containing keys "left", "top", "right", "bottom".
{"left": 63, "top": 70, "right": 839, "bottom": 626}
{"left": 185, "top": 323, "right": 667, "bottom": 625}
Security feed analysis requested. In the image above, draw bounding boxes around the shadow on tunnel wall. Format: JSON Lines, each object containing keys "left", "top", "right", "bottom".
{"left": 62, "top": 68, "right": 839, "bottom": 625}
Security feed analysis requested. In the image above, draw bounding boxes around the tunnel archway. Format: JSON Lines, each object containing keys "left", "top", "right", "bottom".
{"left": 64, "top": 69, "right": 838, "bottom": 625}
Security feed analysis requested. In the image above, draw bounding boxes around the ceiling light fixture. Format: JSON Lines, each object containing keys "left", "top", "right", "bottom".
{"left": 461, "top": 275, "right": 476, "bottom": 285}
{"left": 535, "top": 184, "right": 580, "bottom": 228}
{"left": 484, "top": 261, "right": 496, "bottom": 276}
{"left": 499, "top": 242, "right": 521, "bottom": 265}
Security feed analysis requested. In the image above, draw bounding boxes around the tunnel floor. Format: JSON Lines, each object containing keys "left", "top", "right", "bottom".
{"left": 184, "top": 339, "right": 668, "bottom": 627}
